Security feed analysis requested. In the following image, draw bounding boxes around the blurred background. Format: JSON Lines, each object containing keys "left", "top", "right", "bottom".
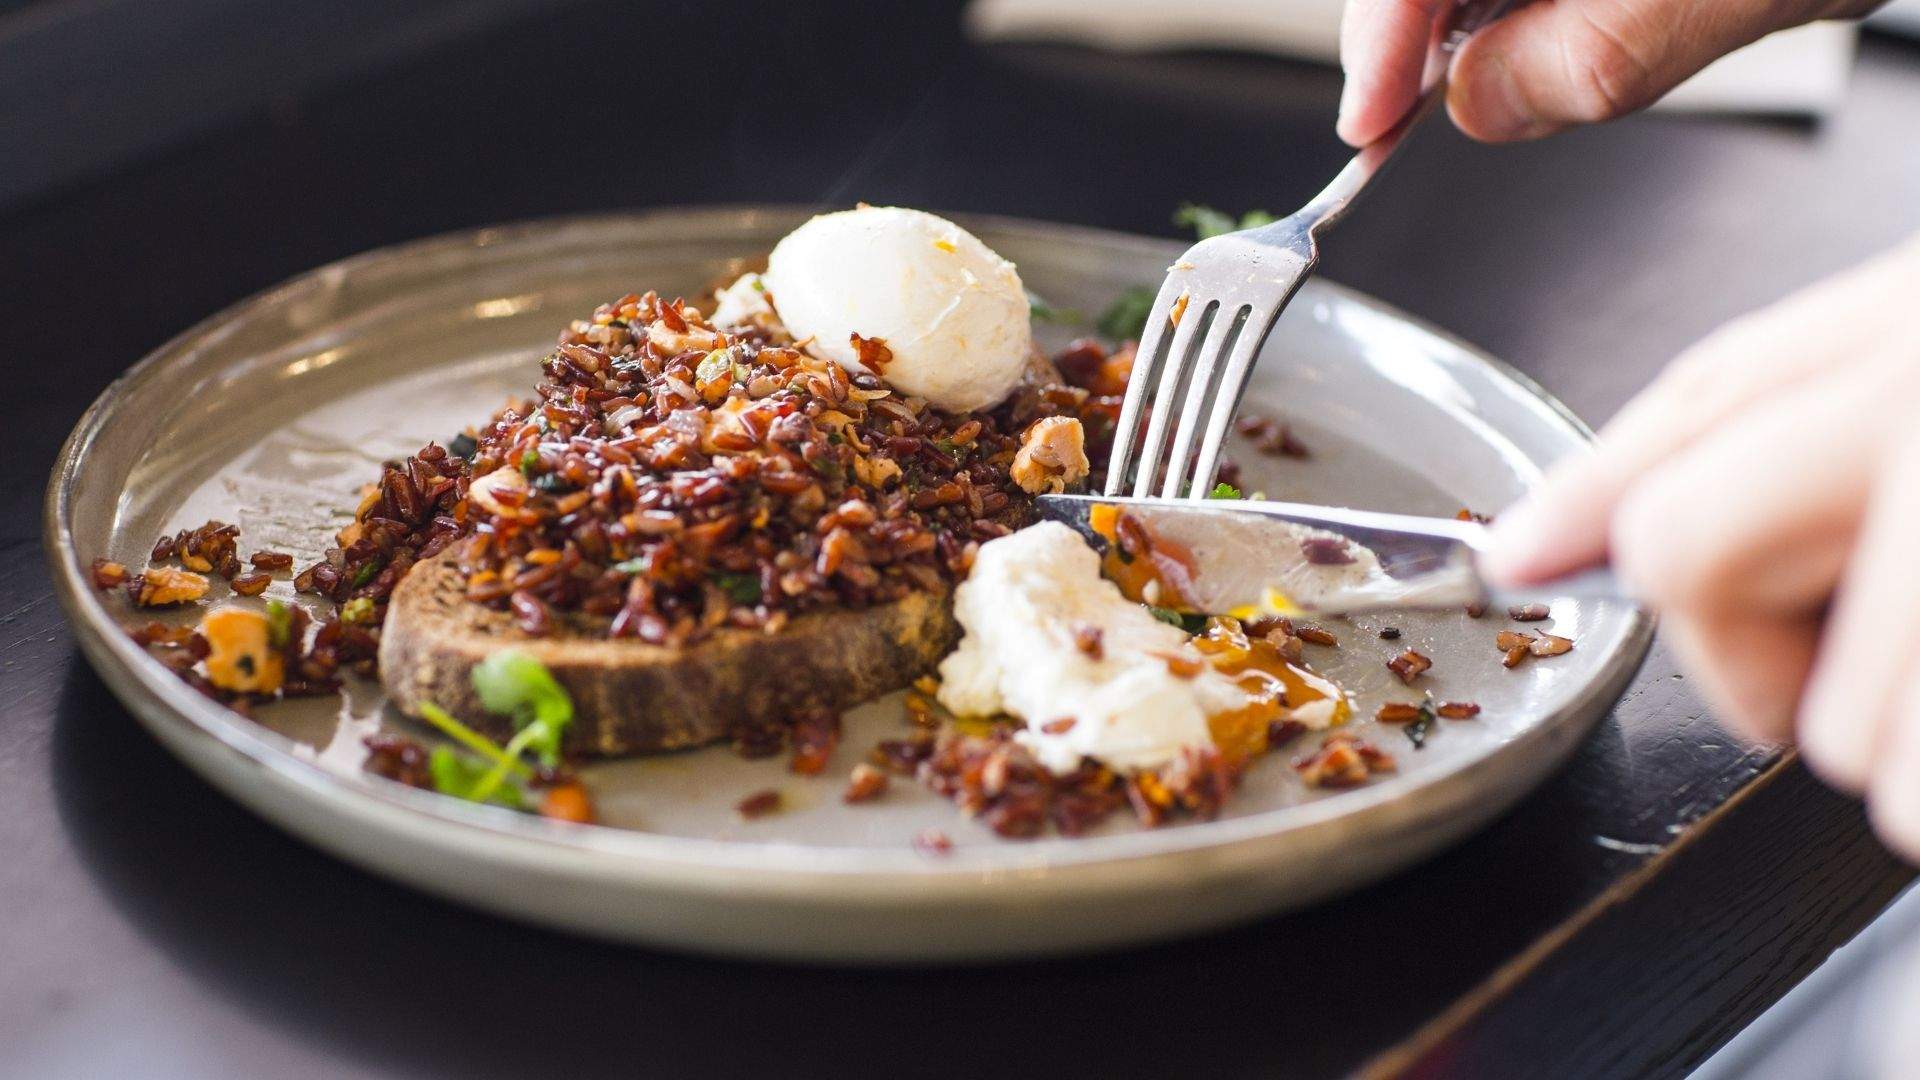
{"left": 5, "top": 1, "right": 1920, "bottom": 1076}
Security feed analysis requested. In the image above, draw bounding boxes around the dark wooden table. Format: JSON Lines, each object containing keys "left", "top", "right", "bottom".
{"left": 4, "top": 4, "right": 1918, "bottom": 1077}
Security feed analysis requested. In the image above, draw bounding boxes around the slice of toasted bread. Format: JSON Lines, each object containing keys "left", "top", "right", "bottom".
{"left": 378, "top": 552, "right": 957, "bottom": 756}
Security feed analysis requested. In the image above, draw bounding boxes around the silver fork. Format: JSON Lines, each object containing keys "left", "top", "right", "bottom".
{"left": 1105, "top": 0, "right": 1513, "bottom": 499}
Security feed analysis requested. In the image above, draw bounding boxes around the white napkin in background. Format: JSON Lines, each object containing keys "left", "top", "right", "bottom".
{"left": 966, "top": 0, "right": 1867, "bottom": 118}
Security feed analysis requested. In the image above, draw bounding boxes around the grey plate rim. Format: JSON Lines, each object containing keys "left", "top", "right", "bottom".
{"left": 44, "top": 204, "right": 1654, "bottom": 896}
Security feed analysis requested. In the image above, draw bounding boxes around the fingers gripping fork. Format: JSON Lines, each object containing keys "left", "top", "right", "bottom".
{"left": 1102, "top": 0, "right": 1516, "bottom": 499}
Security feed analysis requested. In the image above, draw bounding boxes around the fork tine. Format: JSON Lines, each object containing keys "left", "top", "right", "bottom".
{"left": 1156, "top": 304, "right": 1248, "bottom": 498}
{"left": 1102, "top": 279, "right": 1187, "bottom": 496}
{"left": 1186, "top": 301, "right": 1284, "bottom": 494}
{"left": 1128, "top": 294, "right": 1213, "bottom": 497}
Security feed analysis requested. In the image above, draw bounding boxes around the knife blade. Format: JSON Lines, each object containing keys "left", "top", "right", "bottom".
{"left": 1035, "top": 493, "right": 1624, "bottom": 616}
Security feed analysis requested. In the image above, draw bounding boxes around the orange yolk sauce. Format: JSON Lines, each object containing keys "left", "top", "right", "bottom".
{"left": 1088, "top": 503, "right": 1199, "bottom": 609}
{"left": 1193, "top": 619, "right": 1349, "bottom": 761}
{"left": 1086, "top": 503, "right": 1350, "bottom": 763}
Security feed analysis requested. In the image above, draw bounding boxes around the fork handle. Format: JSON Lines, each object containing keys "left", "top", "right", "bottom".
{"left": 1281, "top": 0, "right": 1522, "bottom": 242}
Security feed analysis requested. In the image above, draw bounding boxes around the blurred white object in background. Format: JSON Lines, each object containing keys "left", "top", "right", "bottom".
{"left": 966, "top": 0, "right": 1864, "bottom": 118}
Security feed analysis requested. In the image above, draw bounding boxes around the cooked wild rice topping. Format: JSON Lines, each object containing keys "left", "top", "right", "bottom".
{"left": 306, "top": 292, "right": 1104, "bottom": 646}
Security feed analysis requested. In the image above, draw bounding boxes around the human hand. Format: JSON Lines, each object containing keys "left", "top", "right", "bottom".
{"left": 1479, "top": 234, "right": 1920, "bottom": 855}
{"left": 1336, "top": 0, "right": 1885, "bottom": 145}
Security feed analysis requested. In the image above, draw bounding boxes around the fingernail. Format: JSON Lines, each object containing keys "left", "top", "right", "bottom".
{"left": 1336, "top": 75, "right": 1363, "bottom": 140}
{"left": 1452, "top": 52, "right": 1541, "bottom": 141}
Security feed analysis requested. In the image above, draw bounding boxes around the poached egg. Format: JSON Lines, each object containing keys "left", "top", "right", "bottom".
{"left": 754, "top": 206, "right": 1032, "bottom": 413}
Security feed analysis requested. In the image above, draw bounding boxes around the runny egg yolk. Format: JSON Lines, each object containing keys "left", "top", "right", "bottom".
{"left": 1191, "top": 619, "right": 1350, "bottom": 760}
{"left": 1089, "top": 503, "right": 1198, "bottom": 608}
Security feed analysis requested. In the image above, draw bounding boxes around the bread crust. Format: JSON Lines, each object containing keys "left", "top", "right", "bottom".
{"left": 378, "top": 553, "right": 957, "bottom": 756}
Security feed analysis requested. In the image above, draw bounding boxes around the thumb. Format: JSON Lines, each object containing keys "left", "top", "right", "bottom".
{"left": 1446, "top": 0, "right": 1844, "bottom": 142}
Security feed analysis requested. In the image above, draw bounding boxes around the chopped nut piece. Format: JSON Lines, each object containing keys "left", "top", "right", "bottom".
{"left": 1503, "top": 644, "right": 1530, "bottom": 669}
{"left": 1235, "top": 414, "right": 1310, "bottom": 457}
{"left": 873, "top": 735, "right": 935, "bottom": 774}
{"left": 1436, "top": 701, "right": 1482, "bottom": 719}
{"left": 1508, "top": 602, "right": 1552, "bottom": 621}
{"left": 1464, "top": 601, "right": 1487, "bottom": 618}
{"left": 200, "top": 607, "right": 285, "bottom": 693}
{"left": 904, "top": 693, "right": 938, "bottom": 728}
{"left": 912, "top": 675, "right": 940, "bottom": 696}
{"left": 843, "top": 763, "right": 890, "bottom": 804}
{"left": 134, "top": 566, "right": 209, "bottom": 607}
{"left": 249, "top": 551, "right": 296, "bottom": 571}
{"left": 1300, "top": 537, "right": 1355, "bottom": 565}
{"left": 913, "top": 828, "right": 953, "bottom": 855}
{"left": 1040, "top": 717, "right": 1077, "bottom": 735}
{"left": 1378, "top": 627, "right": 1401, "bottom": 641}
{"left": 1073, "top": 625, "right": 1105, "bottom": 660}
{"left": 230, "top": 571, "right": 272, "bottom": 597}
{"left": 1295, "top": 733, "right": 1395, "bottom": 788}
{"left": 1529, "top": 632, "right": 1574, "bottom": 657}
{"left": 788, "top": 707, "right": 840, "bottom": 776}
{"left": 848, "top": 333, "right": 894, "bottom": 373}
{"left": 1495, "top": 630, "right": 1533, "bottom": 652}
{"left": 363, "top": 732, "right": 432, "bottom": 789}
{"left": 1386, "top": 649, "right": 1432, "bottom": 684}
{"left": 734, "top": 789, "right": 782, "bottom": 819}
{"left": 1266, "top": 630, "right": 1306, "bottom": 663}
{"left": 646, "top": 316, "right": 723, "bottom": 355}
{"left": 90, "top": 559, "right": 129, "bottom": 589}
{"left": 1010, "top": 416, "right": 1090, "bottom": 494}
{"left": 1294, "top": 624, "right": 1338, "bottom": 647}
{"left": 467, "top": 465, "right": 531, "bottom": 517}
{"left": 1267, "top": 718, "right": 1307, "bottom": 748}
{"left": 1128, "top": 769, "right": 1174, "bottom": 827}
{"left": 1375, "top": 702, "right": 1425, "bottom": 724}
{"left": 539, "top": 782, "right": 596, "bottom": 824}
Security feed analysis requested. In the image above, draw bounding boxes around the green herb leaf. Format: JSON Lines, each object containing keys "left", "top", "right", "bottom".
{"left": 1173, "top": 203, "right": 1279, "bottom": 239}
{"left": 471, "top": 650, "right": 574, "bottom": 767}
{"left": 519, "top": 450, "right": 540, "bottom": 476}
{"left": 1207, "top": 482, "right": 1242, "bottom": 500}
{"left": 1096, "top": 287, "right": 1156, "bottom": 340}
{"left": 428, "top": 745, "right": 526, "bottom": 809}
{"left": 1148, "top": 605, "right": 1186, "bottom": 628}
{"left": 712, "top": 571, "right": 762, "bottom": 605}
{"left": 1026, "top": 290, "right": 1082, "bottom": 325}
{"left": 1173, "top": 203, "right": 1239, "bottom": 239}
{"left": 610, "top": 556, "right": 649, "bottom": 575}
{"left": 1404, "top": 705, "right": 1437, "bottom": 750}
{"left": 350, "top": 558, "right": 383, "bottom": 589}
{"left": 265, "top": 600, "right": 293, "bottom": 649}
{"left": 932, "top": 438, "right": 973, "bottom": 465}
{"left": 1147, "top": 606, "right": 1206, "bottom": 633}
{"left": 340, "top": 596, "right": 376, "bottom": 625}
{"left": 417, "top": 702, "right": 532, "bottom": 779}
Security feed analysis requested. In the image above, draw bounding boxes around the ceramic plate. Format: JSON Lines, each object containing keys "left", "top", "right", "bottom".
{"left": 46, "top": 207, "right": 1651, "bottom": 962}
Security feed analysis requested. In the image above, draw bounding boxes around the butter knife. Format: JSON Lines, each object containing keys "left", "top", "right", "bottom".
{"left": 1035, "top": 493, "right": 1626, "bottom": 616}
